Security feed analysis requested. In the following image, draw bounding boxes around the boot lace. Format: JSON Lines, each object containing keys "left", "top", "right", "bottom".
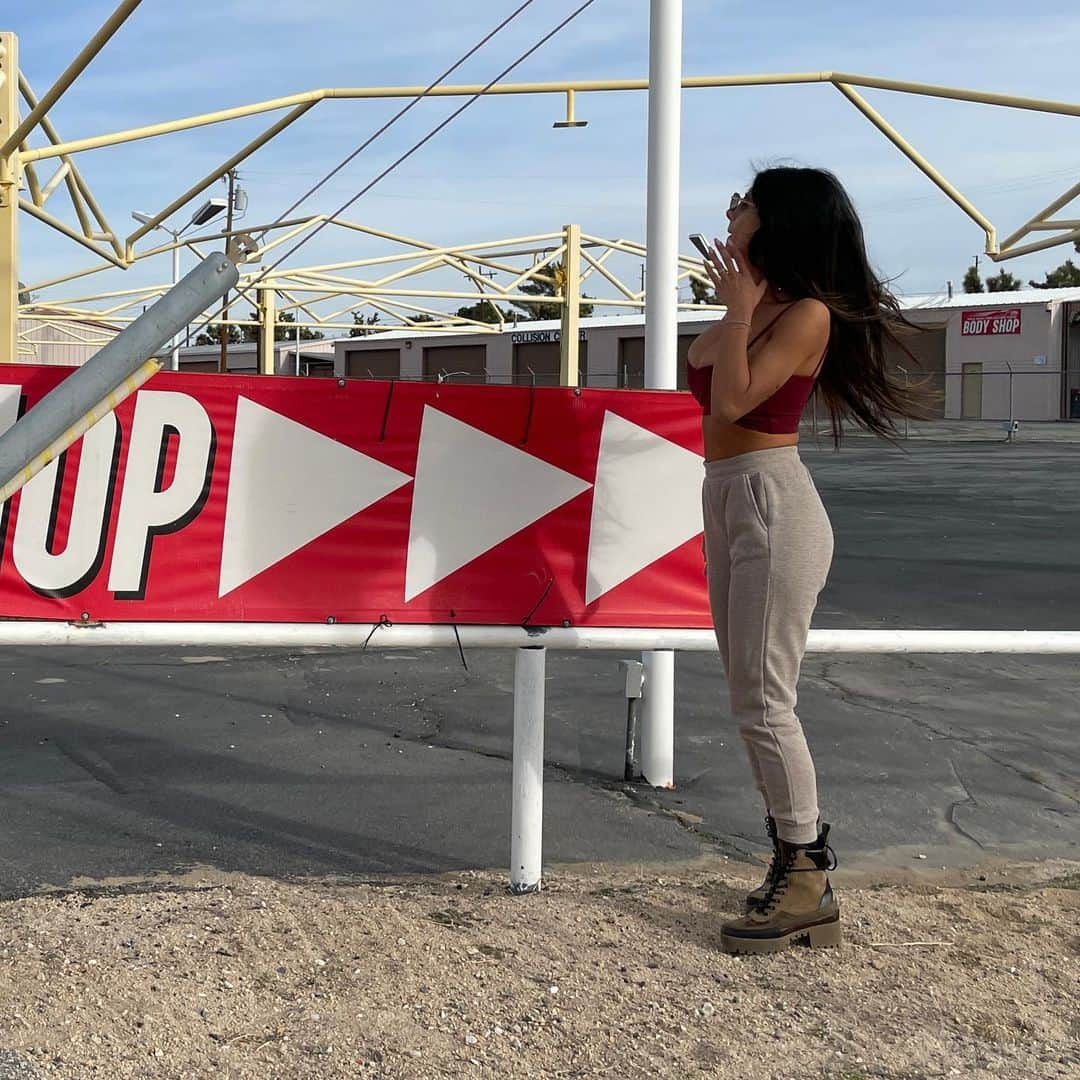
{"left": 751, "top": 832, "right": 838, "bottom": 915}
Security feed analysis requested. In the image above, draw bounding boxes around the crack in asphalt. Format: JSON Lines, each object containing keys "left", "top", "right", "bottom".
{"left": 810, "top": 661, "right": 1079, "bottom": 808}
{"left": 945, "top": 758, "right": 985, "bottom": 849}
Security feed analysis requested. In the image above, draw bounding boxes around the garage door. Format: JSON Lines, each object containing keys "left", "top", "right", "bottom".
{"left": 885, "top": 324, "right": 946, "bottom": 418}
{"left": 345, "top": 348, "right": 402, "bottom": 379}
{"left": 422, "top": 344, "right": 488, "bottom": 384}
{"left": 615, "top": 336, "right": 695, "bottom": 390}
{"left": 513, "top": 341, "right": 589, "bottom": 386}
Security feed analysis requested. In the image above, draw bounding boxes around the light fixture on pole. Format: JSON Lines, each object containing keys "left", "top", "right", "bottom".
{"left": 131, "top": 199, "right": 228, "bottom": 371}
{"left": 553, "top": 89, "right": 588, "bottom": 129}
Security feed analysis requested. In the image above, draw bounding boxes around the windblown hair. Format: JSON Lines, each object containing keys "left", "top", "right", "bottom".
{"left": 747, "top": 166, "right": 939, "bottom": 446}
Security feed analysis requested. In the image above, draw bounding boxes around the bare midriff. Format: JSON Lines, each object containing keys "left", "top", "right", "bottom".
{"left": 702, "top": 415, "right": 799, "bottom": 462}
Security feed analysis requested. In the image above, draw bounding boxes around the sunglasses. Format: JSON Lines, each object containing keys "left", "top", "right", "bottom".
{"left": 729, "top": 192, "right": 754, "bottom": 212}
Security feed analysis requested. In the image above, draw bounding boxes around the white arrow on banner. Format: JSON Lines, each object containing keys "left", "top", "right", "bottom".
{"left": 220, "top": 397, "right": 411, "bottom": 597}
{"left": 405, "top": 406, "right": 592, "bottom": 603}
{"left": 585, "top": 410, "right": 703, "bottom": 605}
{"left": 0, "top": 385, "right": 20, "bottom": 439}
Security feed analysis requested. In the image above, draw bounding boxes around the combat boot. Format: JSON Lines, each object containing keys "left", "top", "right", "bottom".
{"left": 721, "top": 824, "right": 841, "bottom": 955}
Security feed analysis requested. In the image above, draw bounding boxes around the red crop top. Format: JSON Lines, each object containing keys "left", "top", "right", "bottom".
{"left": 686, "top": 305, "right": 826, "bottom": 435}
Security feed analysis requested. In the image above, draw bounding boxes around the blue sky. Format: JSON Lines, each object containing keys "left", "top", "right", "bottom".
{"left": 8, "top": 0, "right": 1080, "bottom": 314}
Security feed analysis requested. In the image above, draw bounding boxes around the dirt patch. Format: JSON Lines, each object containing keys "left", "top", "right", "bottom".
{"left": 0, "top": 859, "right": 1077, "bottom": 1079}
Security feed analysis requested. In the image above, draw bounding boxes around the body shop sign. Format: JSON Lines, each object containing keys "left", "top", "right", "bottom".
{"left": 961, "top": 307, "right": 1021, "bottom": 336}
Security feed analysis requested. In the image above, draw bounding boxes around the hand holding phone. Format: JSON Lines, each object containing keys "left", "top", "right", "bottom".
{"left": 688, "top": 233, "right": 712, "bottom": 259}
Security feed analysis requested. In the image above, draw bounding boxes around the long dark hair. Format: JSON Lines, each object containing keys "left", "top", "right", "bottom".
{"left": 747, "top": 166, "right": 937, "bottom": 446}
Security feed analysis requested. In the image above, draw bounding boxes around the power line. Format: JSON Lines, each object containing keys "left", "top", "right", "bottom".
{"left": 261, "top": 0, "right": 540, "bottom": 237}
{"left": 207, "top": 0, "right": 599, "bottom": 336}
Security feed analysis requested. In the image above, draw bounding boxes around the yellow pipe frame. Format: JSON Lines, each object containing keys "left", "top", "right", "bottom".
{"left": 3, "top": 44, "right": 1077, "bottom": 356}
{"left": 833, "top": 82, "right": 997, "bottom": 253}
{"left": 126, "top": 102, "right": 317, "bottom": 253}
{"left": 0, "top": 0, "right": 144, "bottom": 157}
{"left": 2, "top": 55, "right": 1077, "bottom": 346}
{"left": 559, "top": 224, "right": 582, "bottom": 387}
{"left": 257, "top": 286, "right": 276, "bottom": 376}
{"left": 19, "top": 70, "right": 1080, "bottom": 167}
{"left": 18, "top": 73, "right": 123, "bottom": 260}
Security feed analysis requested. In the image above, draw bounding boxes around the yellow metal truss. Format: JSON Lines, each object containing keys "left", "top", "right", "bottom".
{"left": 21, "top": 220, "right": 721, "bottom": 350}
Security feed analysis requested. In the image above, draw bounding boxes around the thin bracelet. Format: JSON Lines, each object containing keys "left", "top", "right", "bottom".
{"left": 723, "top": 319, "right": 750, "bottom": 329}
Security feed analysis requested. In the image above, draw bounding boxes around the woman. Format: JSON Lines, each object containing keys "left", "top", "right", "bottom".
{"left": 686, "top": 166, "right": 928, "bottom": 955}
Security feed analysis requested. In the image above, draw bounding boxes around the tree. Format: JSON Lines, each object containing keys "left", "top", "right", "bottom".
{"left": 240, "top": 310, "right": 325, "bottom": 343}
{"left": 690, "top": 277, "right": 718, "bottom": 305}
{"left": 1028, "top": 259, "right": 1080, "bottom": 289}
{"left": 986, "top": 269, "right": 1021, "bottom": 293}
{"left": 239, "top": 310, "right": 325, "bottom": 343}
{"left": 278, "top": 311, "right": 325, "bottom": 341}
{"left": 962, "top": 265, "right": 984, "bottom": 293}
{"left": 349, "top": 312, "right": 381, "bottom": 337}
{"left": 195, "top": 326, "right": 241, "bottom": 346}
{"left": 455, "top": 299, "right": 512, "bottom": 324}
{"left": 509, "top": 259, "right": 594, "bottom": 321}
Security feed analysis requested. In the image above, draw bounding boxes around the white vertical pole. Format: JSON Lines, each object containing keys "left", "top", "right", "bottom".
{"left": 644, "top": 0, "right": 682, "bottom": 392}
{"left": 640, "top": 649, "right": 675, "bottom": 788}
{"left": 510, "top": 646, "right": 546, "bottom": 893}
{"left": 641, "top": 0, "right": 682, "bottom": 789}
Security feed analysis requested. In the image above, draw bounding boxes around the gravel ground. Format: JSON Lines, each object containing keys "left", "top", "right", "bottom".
{"left": 0, "top": 858, "right": 1077, "bottom": 1079}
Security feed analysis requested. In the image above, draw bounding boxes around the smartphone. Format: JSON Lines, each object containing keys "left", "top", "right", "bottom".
{"left": 688, "top": 233, "right": 712, "bottom": 259}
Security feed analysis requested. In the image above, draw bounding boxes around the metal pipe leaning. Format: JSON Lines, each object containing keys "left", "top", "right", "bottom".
{"left": 0, "top": 252, "right": 238, "bottom": 504}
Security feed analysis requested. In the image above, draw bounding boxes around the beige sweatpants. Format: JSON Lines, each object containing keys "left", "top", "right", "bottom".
{"left": 702, "top": 446, "right": 834, "bottom": 845}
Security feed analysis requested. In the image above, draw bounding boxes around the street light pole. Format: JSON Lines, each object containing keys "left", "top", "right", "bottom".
{"left": 132, "top": 216, "right": 180, "bottom": 369}
{"left": 132, "top": 197, "right": 226, "bottom": 371}
{"left": 218, "top": 168, "right": 237, "bottom": 374}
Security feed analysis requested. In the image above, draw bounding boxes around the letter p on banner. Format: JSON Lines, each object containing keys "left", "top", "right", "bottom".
{"left": 108, "top": 391, "right": 215, "bottom": 599}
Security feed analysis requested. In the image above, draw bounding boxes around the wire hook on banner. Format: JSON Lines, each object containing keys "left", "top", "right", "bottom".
{"left": 521, "top": 576, "right": 555, "bottom": 629}
{"left": 361, "top": 614, "right": 394, "bottom": 651}
{"left": 451, "top": 620, "right": 468, "bottom": 671}
{"left": 521, "top": 378, "right": 537, "bottom": 445}
{"left": 379, "top": 379, "right": 396, "bottom": 442}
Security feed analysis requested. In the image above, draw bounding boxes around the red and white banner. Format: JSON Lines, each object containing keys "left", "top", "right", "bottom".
{"left": 961, "top": 307, "right": 1021, "bottom": 336}
{"left": 0, "top": 366, "right": 711, "bottom": 628}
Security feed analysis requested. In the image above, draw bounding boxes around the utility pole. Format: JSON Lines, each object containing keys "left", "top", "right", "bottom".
{"left": 218, "top": 168, "right": 237, "bottom": 373}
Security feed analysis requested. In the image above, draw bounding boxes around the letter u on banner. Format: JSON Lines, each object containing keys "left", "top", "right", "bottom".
{"left": 12, "top": 413, "right": 121, "bottom": 597}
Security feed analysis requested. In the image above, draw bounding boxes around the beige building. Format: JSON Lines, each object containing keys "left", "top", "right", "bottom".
{"left": 174, "top": 338, "right": 337, "bottom": 376}
{"left": 331, "top": 289, "right": 1080, "bottom": 422}
{"left": 15, "top": 315, "right": 338, "bottom": 376}
{"left": 16, "top": 310, "right": 120, "bottom": 366}
{"left": 909, "top": 288, "right": 1080, "bottom": 422}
